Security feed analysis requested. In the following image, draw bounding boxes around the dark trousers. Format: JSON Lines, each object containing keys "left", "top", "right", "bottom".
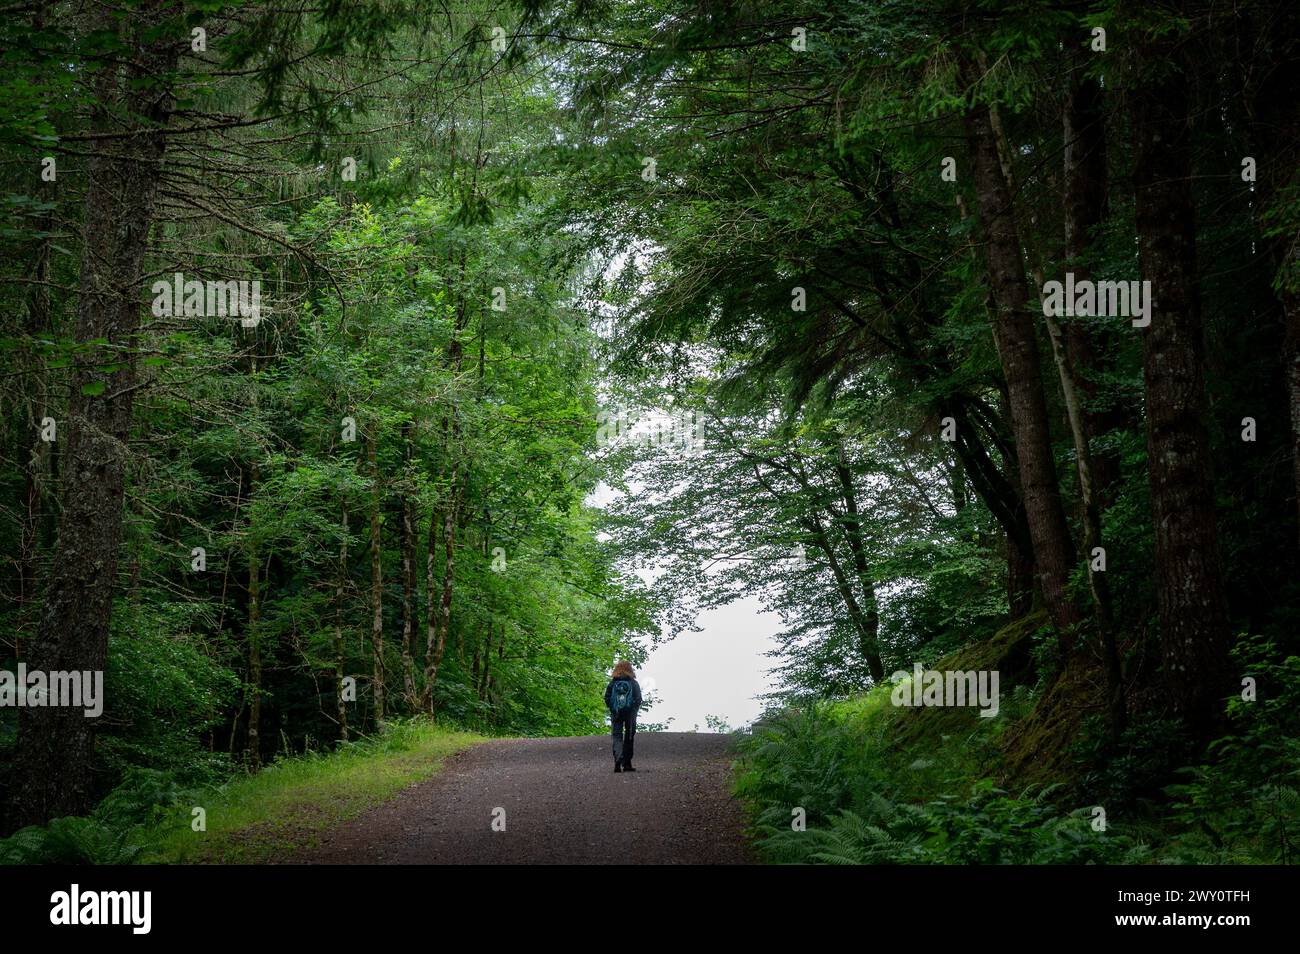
{"left": 611, "top": 712, "right": 636, "bottom": 765}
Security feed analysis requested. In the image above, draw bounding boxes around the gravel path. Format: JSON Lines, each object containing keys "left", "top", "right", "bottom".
{"left": 290, "top": 732, "right": 755, "bottom": 864}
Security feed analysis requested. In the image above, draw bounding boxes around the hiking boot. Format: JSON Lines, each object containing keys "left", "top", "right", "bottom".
{"left": 613, "top": 762, "right": 622, "bottom": 773}
{"left": 623, "top": 763, "right": 636, "bottom": 772}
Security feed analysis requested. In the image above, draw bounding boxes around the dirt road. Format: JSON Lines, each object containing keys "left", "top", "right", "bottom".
{"left": 291, "top": 732, "right": 754, "bottom": 864}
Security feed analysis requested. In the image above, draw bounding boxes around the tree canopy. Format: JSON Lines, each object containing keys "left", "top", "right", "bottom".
{"left": 0, "top": 0, "right": 1297, "bottom": 865}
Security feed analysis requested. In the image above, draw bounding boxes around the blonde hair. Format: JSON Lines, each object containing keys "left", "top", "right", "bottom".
{"left": 612, "top": 660, "right": 635, "bottom": 680}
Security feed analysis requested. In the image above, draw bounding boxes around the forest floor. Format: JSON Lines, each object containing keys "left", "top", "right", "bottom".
{"left": 285, "top": 732, "right": 754, "bottom": 864}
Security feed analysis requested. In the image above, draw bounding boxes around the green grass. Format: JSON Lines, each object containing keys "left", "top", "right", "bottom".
{"left": 144, "top": 719, "right": 486, "bottom": 864}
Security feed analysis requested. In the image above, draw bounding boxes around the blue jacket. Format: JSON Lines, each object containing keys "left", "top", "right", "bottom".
{"left": 605, "top": 677, "right": 642, "bottom": 716}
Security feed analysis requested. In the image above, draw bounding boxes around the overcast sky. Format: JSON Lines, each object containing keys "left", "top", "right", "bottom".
{"left": 590, "top": 476, "right": 782, "bottom": 731}
{"left": 639, "top": 595, "right": 781, "bottom": 731}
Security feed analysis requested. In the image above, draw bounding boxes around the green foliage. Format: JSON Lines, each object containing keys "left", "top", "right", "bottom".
{"left": 0, "top": 721, "right": 483, "bottom": 864}
{"left": 2, "top": 0, "right": 1298, "bottom": 866}
{"left": 0, "top": 769, "right": 185, "bottom": 864}
{"left": 737, "top": 699, "right": 1143, "bottom": 865}
{"left": 1159, "top": 634, "right": 1300, "bottom": 863}
{"left": 0, "top": 0, "right": 653, "bottom": 838}
{"left": 99, "top": 605, "right": 242, "bottom": 783}
{"left": 738, "top": 637, "right": 1300, "bottom": 865}
{"left": 0, "top": 817, "right": 146, "bottom": 866}
{"left": 1070, "top": 715, "right": 1191, "bottom": 811}
{"left": 761, "top": 789, "right": 1145, "bottom": 866}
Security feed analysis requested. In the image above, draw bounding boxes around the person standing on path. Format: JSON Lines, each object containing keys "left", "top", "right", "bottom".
{"left": 605, "top": 661, "right": 642, "bottom": 773}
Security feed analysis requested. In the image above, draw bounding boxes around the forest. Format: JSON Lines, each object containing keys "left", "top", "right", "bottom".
{"left": 0, "top": 0, "right": 1298, "bottom": 868}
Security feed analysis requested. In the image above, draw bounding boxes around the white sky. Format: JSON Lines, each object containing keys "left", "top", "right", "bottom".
{"left": 638, "top": 595, "right": 780, "bottom": 731}
{"left": 589, "top": 474, "right": 782, "bottom": 732}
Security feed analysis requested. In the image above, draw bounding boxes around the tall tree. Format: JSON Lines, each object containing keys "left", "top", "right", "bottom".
{"left": 9, "top": 5, "right": 181, "bottom": 826}
{"left": 1129, "top": 27, "right": 1231, "bottom": 734}
{"left": 368, "top": 428, "right": 385, "bottom": 726}
{"left": 962, "top": 95, "right": 1084, "bottom": 640}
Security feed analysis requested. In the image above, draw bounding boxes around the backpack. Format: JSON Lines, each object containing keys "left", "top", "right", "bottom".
{"left": 610, "top": 678, "right": 634, "bottom": 716}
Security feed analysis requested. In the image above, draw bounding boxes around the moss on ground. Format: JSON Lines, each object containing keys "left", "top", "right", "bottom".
{"left": 805, "top": 611, "right": 1104, "bottom": 803}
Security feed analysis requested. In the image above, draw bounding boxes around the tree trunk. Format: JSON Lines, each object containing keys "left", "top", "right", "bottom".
{"left": 368, "top": 430, "right": 385, "bottom": 726}
{"left": 1007, "top": 529, "right": 1035, "bottom": 619}
{"left": 870, "top": 261, "right": 1038, "bottom": 609}
{"left": 423, "top": 314, "right": 466, "bottom": 711}
{"left": 964, "top": 97, "right": 1084, "bottom": 639}
{"left": 424, "top": 469, "right": 461, "bottom": 709}
{"left": 424, "top": 501, "right": 439, "bottom": 705}
{"left": 805, "top": 512, "right": 884, "bottom": 683}
{"left": 9, "top": 16, "right": 179, "bottom": 827}
{"left": 987, "top": 98, "right": 1125, "bottom": 728}
{"left": 246, "top": 346, "right": 265, "bottom": 768}
{"left": 1131, "top": 47, "right": 1231, "bottom": 737}
{"left": 1062, "top": 67, "right": 1123, "bottom": 503}
{"left": 743, "top": 449, "right": 885, "bottom": 682}
{"left": 945, "top": 451, "right": 969, "bottom": 513}
{"left": 16, "top": 210, "right": 53, "bottom": 654}
{"left": 1237, "top": 16, "right": 1300, "bottom": 550}
{"left": 831, "top": 434, "right": 885, "bottom": 680}
{"left": 246, "top": 478, "right": 262, "bottom": 770}
{"left": 1058, "top": 76, "right": 1127, "bottom": 735}
{"left": 1288, "top": 282, "right": 1300, "bottom": 547}
{"left": 948, "top": 400, "right": 1037, "bottom": 618}
{"left": 400, "top": 421, "right": 417, "bottom": 706}
{"left": 335, "top": 504, "right": 349, "bottom": 742}
{"left": 9, "top": 0, "right": 57, "bottom": 664}
{"left": 478, "top": 627, "right": 493, "bottom": 700}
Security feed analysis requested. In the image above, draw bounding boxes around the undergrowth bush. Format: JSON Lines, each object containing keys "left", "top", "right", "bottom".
{"left": 0, "top": 768, "right": 186, "bottom": 864}
{"left": 736, "top": 696, "right": 1142, "bottom": 864}
{"left": 0, "top": 717, "right": 477, "bottom": 864}
{"left": 1159, "top": 632, "right": 1300, "bottom": 863}
{"left": 738, "top": 632, "right": 1300, "bottom": 864}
